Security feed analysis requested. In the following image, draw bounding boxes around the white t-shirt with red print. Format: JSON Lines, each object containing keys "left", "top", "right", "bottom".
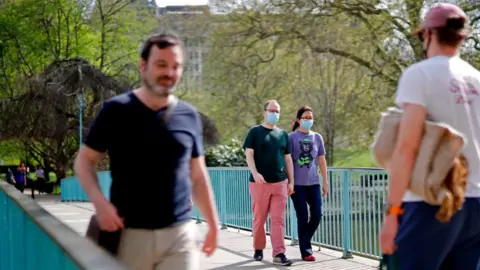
{"left": 395, "top": 55, "right": 480, "bottom": 201}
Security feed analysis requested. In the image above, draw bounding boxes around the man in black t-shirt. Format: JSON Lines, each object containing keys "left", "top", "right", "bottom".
{"left": 74, "top": 32, "right": 220, "bottom": 269}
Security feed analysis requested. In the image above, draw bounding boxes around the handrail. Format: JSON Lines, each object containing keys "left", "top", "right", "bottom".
{"left": 0, "top": 180, "right": 127, "bottom": 270}
{"left": 61, "top": 167, "right": 389, "bottom": 259}
{"left": 206, "top": 166, "right": 384, "bottom": 170}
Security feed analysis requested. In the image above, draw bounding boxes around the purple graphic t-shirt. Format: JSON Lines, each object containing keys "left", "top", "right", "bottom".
{"left": 288, "top": 130, "right": 326, "bottom": 186}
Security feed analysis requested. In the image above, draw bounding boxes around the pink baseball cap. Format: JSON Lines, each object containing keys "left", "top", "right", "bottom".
{"left": 414, "top": 3, "right": 468, "bottom": 35}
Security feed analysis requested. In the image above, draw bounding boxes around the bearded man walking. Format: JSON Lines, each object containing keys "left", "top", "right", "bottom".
{"left": 75, "top": 32, "right": 220, "bottom": 270}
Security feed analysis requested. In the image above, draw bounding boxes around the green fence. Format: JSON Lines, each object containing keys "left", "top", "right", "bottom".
{"left": 0, "top": 180, "right": 126, "bottom": 270}
{"left": 61, "top": 167, "right": 389, "bottom": 260}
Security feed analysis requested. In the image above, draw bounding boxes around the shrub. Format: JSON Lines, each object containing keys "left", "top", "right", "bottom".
{"left": 205, "top": 138, "right": 247, "bottom": 167}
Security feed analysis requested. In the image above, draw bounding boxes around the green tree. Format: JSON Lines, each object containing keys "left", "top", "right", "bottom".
{"left": 203, "top": 19, "right": 301, "bottom": 139}
{"left": 293, "top": 52, "right": 387, "bottom": 165}
{"left": 0, "top": 0, "right": 155, "bottom": 181}
{"left": 209, "top": 0, "right": 480, "bottom": 89}
{"left": 201, "top": 5, "right": 391, "bottom": 164}
{"left": 88, "top": 0, "right": 157, "bottom": 87}
{"left": 0, "top": 0, "right": 94, "bottom": 98}
{"left": 204, "top": 0, "right": 480, "bottom": 167}
{"left": 0, "top": 141, "right": 23, "bottom": 165}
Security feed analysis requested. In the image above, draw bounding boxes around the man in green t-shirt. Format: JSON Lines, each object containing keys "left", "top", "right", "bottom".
{"left": 243, "top": 100, "right": 294, "bottom": 266}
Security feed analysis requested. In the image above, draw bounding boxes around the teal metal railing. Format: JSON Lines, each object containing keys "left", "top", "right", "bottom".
{"left": 61, "top": 171, "right": 112, "bottom": 202}
{"left": 0, "top": 180, "right": 127, "bottom": 270}
{"left": 61, "top": 167, "right": 388, "bottom": 260}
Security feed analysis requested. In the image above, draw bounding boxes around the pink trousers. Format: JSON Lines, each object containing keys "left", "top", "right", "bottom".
{"left": 249, "top": 181, "right": 288, "bottom": 256}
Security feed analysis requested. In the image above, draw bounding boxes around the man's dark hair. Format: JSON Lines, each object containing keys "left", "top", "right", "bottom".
{"left": 435, "top": 17, "right": 469, "bottom": 47}
{"left": 140, "top": 32, "right": 184, "bottom": 61}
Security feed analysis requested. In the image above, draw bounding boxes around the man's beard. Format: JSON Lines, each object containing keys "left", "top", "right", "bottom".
{"left": 143, "top": 76, "right": 176, "bottom": 97}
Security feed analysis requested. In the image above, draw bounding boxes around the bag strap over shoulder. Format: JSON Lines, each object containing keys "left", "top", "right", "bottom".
{"left": 163, "top": 95, "right": 179, "bottom": 123}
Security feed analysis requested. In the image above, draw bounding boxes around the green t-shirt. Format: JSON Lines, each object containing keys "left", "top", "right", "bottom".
{"left": 243, "top": 125, "right": 291, "bottom": 183}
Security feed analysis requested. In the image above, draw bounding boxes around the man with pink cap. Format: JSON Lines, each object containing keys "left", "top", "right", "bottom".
{"left": 379, "top": 3, "right": 480, "bottom": 269}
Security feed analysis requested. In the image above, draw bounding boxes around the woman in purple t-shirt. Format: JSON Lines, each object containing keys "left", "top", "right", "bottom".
{"left": 288, "top": 105, "right": 328, "bottom": 261}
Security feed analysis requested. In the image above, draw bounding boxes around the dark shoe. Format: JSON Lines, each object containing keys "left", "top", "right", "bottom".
{"left": 253, "top": 250, "right": 263, "bottom": 261}
{"left": 273, "top": 253, "right": 293, "bottom": 266}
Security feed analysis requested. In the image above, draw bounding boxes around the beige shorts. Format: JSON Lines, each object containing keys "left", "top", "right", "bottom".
{"left": 117, "top": 220, "right": 199, "bottom": 270}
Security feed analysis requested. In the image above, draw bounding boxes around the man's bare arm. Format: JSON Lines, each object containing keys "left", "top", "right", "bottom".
{"left": 387, "top": 103, "right": 426, "bottom": 206}
{"left": 245, "top": 148, "right": 258, "bottom": 175}
{"left": 284, "top": 154, "right": 294, "bottom": 184}
{"left": 190, "top": 156, "right": 220, "bottom": 230}
{"left": 74, "top": 146, "right": 108, "bottom": 206}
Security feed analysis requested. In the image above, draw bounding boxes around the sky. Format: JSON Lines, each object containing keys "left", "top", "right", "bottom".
{"left": 155, "top": 0, "right": 208, "bottom": 7}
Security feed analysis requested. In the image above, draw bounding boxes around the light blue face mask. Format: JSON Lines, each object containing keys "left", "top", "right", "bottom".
{"left": 301, "top": 119, "right": 314, "bottom": 130}
{"left": 266, "top": 112, "right": 280, "bottom": 124}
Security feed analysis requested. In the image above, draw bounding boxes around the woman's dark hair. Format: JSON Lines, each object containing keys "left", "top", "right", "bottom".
{"left": 292, "top": 105, "right": 313, "bottom": 131}
{"left": 436, "top": 17, "right": 469, "bottom": 47}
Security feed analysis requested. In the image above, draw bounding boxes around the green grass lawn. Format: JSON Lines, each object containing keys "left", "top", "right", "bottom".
{"left": 334, "top": 148, "right": 377, "bottom": 168}
{"left": 27, "top": 172, "right": 58, "bottom": 181}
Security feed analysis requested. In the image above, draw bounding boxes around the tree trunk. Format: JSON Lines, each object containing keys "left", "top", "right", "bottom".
{"left": 44, "top": 167, "right": 52, "bottom": 182}
{"left": 54, "top": 156, "right": 68, "bottom": 185}
{"left": 55, "top": 169, "right": 66, "bottom": 185}
{"left": 325, "top": 136, "right": 335, "bottom": 167}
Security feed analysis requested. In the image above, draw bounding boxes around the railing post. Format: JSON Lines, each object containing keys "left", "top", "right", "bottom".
{"left": 342, "top": 170, "right": 353, "bottom": 259}
{"left": 220, "top": 170, "right": 228, "bottom": 230}
{"left": 288, "top": 199, "right": 298, "bottom": 246}
{"left": 196, "top": 209, "right": 202, "bottom": 224}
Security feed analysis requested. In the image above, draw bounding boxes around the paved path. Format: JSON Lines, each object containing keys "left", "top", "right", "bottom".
{"left": 37, "top": 197, "right": 378, "bottom": 270}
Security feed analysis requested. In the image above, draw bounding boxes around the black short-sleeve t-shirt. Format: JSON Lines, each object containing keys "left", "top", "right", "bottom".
{"left": 84, "top": 92, "right": 204, "bottom": 229}
{"left": 243, "top": 125, "right": 290, "bottom": 183}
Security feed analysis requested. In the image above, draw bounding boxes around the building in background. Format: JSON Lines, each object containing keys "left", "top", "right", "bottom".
{"left": 156, "top": 5, "right": 212, "bottom": 88}
{"left": 139, "top": 0, "right": 157, "bottom": 16}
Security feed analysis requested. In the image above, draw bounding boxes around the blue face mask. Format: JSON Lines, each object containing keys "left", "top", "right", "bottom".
{"left": 301, "top": 119, "right": 314, "bottom": 130}
{"left": 266, "top": 112, "right": 280, "bottom": 124}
